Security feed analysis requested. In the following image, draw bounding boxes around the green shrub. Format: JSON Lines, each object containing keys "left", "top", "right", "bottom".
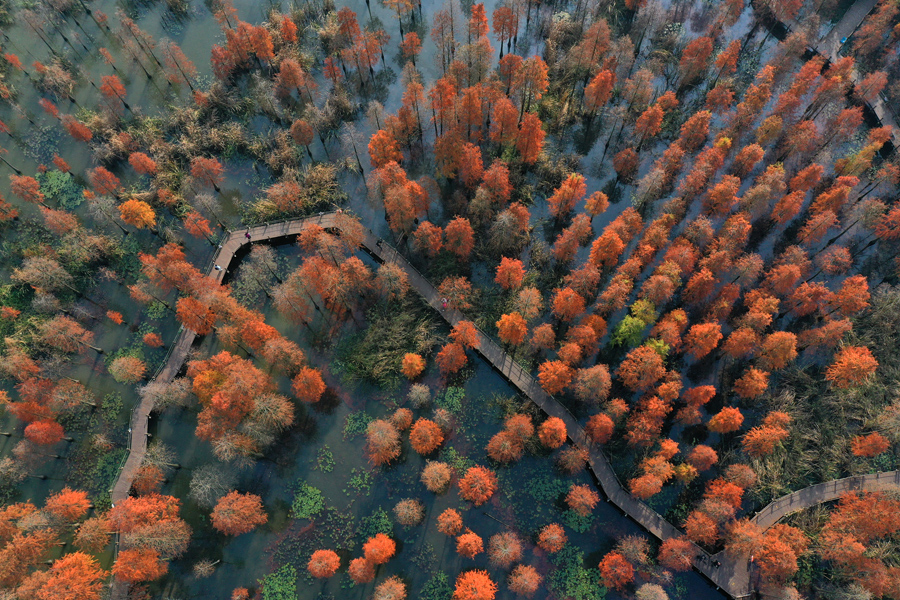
{"left": 260, "top": 565, "right": 297, "bottom": 600}
{"left": 36, "top": 170, "right": 83, "bottom": 209}
{"left": 549, "top": 545, "right": 606, "bottom": 600}
{"left": 613, "top": 301, "right": 658, "bottom": 347}
{"left": 630, "top": 300, "right": 657, "bottom": 324}
{"left": 436, "top": 386, "right": 465, "bottom": 413}
{"left": 612, "top": 315, "right": 649, "bottom": 347}
{"left": 646, "top": 338, "right": 671, "bottom": 358}
{"left": 357, "top": 507, "right": 393, "bottom": 541}
{"left": 291, "top": 481, "right": 324, "bottom": 519}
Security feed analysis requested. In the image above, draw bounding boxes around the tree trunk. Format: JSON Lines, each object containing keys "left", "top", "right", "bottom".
{"left": 0, "top": 155, "right": 21, "bottom": 174}
{"left": 80, "top": 340, "right": 105, "bottom": 354}
{"left": 171, "top": 56, "right": 195, "bottom": 92}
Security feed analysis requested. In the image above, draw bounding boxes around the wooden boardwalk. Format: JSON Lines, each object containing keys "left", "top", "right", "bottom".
{"left": 814, "top": 0, "right": 878, "bottom": 59}
{"left": 109, "top": 215, "right": 344, "bottom": 505}
{"left": 110, "top": 211, "right": 900, "bottom": 598}
{"left": 782, "top": 0, "right": 900, "bottom": 147}
{"left": 744, "top": 470, "right": 900, "bottom": 530}
{"left": 816, "top": 0, "right": 900, "bottom": 146}
{"left": 358, "top": 223, "right": 753, "bottom": 596}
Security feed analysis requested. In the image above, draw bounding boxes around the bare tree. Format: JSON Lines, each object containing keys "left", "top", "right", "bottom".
{"left": 140, "top": 378, "right": 192, "bottom": 411}
{"left": 31, "top": 292, "right": 62, "bottom": 314}
{"left": 340, "top": 122, "right": 368, "bottom": 176}
{"left": 189, "top": 464, "right": 237, "bottom": 508}
{"left": 233, "top": 245, "right": 281, "bottom": 304}
{"left": 0, "top": 457, "right": 27, "bottom": 499}
{"left": 193, "top": 559, "right": 219, "bottom": 578}
{"left": 86, "top": 194, "right": 129, "bottom": 235}
{"left": 408, "top": 383, "right": 431, "bottom": 408}
{"left": 121, "top": 518, "right": 191, "bottom": 558}
{"left": 144, "top": 441, "right": 179, "bottom": 472}
{"left": 12, "top": 257, "right": 76, "bottom": 294}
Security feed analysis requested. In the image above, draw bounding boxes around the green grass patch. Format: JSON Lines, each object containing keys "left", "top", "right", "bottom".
{"left": 435, "top": 386, "right": 465, "bottom": 414}
{"left": 499, "top": 463, "right": 570, "bottom": 531}
{"left": 441, "top": 446, "right": 476, "bottom": 474}
{"left": 334, "top": 297, "right": 439, "bottom": 387}
{"left": 421, "top": 572, "right": 453, "bottom": 600}
{"left": 87, "top": 448, "right": 127, "bottom": 511}
{"left": 345, "top": 468, "right": 373, "bottom": 496}
{"left": 314, "top": 445, "right": 335, "bottom": 473}
{"left": 562, "top": 510, "right": 595, "bottom": 534}
{"left": 100, "top": 392, "right": 124, "bottom": 423}
{"left": 36, "top": 170, "right": 83, "bottom": 209}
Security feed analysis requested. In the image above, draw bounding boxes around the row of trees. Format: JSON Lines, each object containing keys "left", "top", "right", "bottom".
{"left": 311, "top": 518, "right": 542, "bottom": 598}
{"left": 346, "top": 0, "right": 900, "bottom": 596}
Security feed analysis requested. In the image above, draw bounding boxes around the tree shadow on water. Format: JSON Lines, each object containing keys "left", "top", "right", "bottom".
{"left": 312, "top": 387, "right": 342, "bottom": 415}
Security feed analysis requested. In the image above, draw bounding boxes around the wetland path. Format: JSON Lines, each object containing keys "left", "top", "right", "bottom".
{"left": 776, "top": 0, "right": 900, "bottom": 147}
{"left": 111, "top": 211, "right": 900, "bottom": 598}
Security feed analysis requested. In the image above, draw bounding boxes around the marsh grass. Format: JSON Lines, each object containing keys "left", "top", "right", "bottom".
{"left": 749, "top": 285, "right": 900, "bottom": 506}
{"left": 335, "top": 295, "right": 439, "bottom": 387}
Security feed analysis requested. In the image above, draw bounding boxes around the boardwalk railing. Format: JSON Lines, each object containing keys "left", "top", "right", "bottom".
{"left": 746, "top": 470, "right": 900, "bottom": 530}
{"left": 109, "top": 210, "right": 899, "bottom": 599}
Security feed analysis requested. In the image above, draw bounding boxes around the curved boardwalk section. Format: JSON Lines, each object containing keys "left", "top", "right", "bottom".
{"left": 111, "top": 211, "right": 900, "bottom": 599}
{"left": 747, "top": 470, "right": 900, "bottom": 530}
{"left": 109, "top": 215, "right": 342, "bottom": 505}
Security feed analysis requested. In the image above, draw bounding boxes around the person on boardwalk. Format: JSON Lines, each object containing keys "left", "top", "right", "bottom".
{"left": 245, "top": 231, "right": 251, "bottom": 241}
